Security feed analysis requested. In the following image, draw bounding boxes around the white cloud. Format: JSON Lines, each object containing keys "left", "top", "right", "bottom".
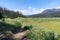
{"left": 18, "top": 6, "right": 45, "bottom": 15}
{"left": 55, "top": 7, "right": 60, "bottom": 9}
{"left": 46, "top": 7, "right": 60, "bottom": 9}
{"left": 14, "top": 6, "right": 60, "bottom": 15}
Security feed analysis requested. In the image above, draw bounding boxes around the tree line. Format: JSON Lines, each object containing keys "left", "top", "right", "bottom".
{"left": 0, "top": 7, "right": 26, "bottom": 19}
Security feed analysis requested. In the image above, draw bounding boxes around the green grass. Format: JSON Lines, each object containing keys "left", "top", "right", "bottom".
{"left": 3, "top": 18, "right": 60, "bottom": 35}
{"left": 0, "top": 18, "right": 60, "bottom": 40}
{"left": 27, "top": 26, "right": 58, "bottom": 40}
{"left": 15, "top": 18, "right": 60, "bottom": 34}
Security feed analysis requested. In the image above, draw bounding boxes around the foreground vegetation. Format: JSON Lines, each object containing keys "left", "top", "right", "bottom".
{"left": 0, "top": 18, "right": 60, "bottom": 40}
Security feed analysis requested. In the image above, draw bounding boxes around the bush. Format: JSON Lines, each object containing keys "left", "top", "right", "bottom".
{"left": 24, "top": 25, "right": 32, "bottom": 30}
{"left": 27, "top": 26, "right": 45, "bottom": 40}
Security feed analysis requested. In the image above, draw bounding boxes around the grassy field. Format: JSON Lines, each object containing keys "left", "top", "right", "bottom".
{"left": 4, "top": 18, "right": 60, "bottom": 35}
{"left": 0, "top": 18, "right": 60, "bottom": 40}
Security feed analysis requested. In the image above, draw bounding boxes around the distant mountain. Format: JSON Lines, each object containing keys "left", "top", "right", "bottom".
{"left": 27, "top": 8, "right": 60, "bottom": 18}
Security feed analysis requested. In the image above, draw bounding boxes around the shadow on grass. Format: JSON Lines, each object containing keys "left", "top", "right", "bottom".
{"left": 1, "top": 21, "right": 32, "bottom": 33}
{"left": 0, "top": 21, "right": 31, "bottom": 40}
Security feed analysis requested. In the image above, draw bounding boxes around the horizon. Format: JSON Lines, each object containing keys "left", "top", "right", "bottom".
{"left": 0, "top": 0, "right": 60, "bottom": 15}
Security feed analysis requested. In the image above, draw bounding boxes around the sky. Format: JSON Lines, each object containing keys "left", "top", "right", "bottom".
{"left": 0, "top": 0, "right": 60, "bottom": 15}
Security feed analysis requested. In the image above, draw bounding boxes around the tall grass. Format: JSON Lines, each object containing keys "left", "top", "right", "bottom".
{"left": 27, "top": 26, "right": 60, "bottom": 40}
{"left": 0, "top": 18, "right": 60, "bottom": 40}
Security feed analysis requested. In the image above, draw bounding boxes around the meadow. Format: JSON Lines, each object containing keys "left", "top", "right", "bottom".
{"left": 1, "top": 18, "right": 60, "bottom": 40}
{"left": 5, "top": 18, "right": 60, "bottom": 34}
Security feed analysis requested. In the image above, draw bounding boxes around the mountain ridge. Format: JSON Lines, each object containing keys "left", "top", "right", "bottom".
{"left": 27, "top": 8, "right": 60, "bottom": 18}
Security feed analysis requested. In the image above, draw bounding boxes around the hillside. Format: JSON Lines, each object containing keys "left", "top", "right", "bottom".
{"left": 27, "top": 8, "right": 60, "bottom": 18}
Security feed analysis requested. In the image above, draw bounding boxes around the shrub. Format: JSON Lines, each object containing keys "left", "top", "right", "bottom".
{"left": 27, "top": 26, "right": 45, "bottom": 40}
{"left": 24, "top": 25, "right": 32, "bottom": 30}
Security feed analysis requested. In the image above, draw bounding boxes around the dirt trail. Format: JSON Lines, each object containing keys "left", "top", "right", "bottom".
{"left": 13, "top": 30, "right": 29, "bottom": 40}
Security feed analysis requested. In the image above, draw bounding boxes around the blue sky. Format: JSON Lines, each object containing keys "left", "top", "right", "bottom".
{"left": 0, "top": 0, "right": 60, "bottom": 15}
